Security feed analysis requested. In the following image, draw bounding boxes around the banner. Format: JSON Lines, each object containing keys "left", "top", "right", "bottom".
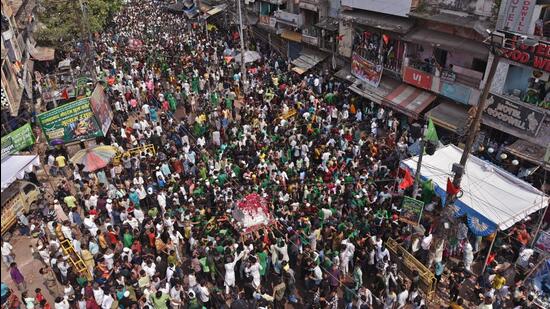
{"left": 502, "top": 0, "right": 536, "bottom": 34}
{"left": 1, "top": 123, "right": 35, "bottom": 159}
{"left": 484, "top": 94, "right": 546, "bottom": 135}
{"left": 37, "top": 98, "right": 102, "bottom": 145}
{"left": 89, "top": 84, "right": 113, "bottom": 136}
{"left": 351, "top": 52, "right": 383, "bottom": 88}
{"left": 400, "top": 196, "right": 424, "bottom": 225}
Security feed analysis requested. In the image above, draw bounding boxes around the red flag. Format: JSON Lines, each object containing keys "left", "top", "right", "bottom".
{"left": 61, "top": 88, "right": 69, "bottom": 100}
{"left": 399, "top": 168, "right": 414, "bottom": 190}
{"left": 336, "top": 35, "right": 344, "bottom": 41}
{"left": 447, "top": 178, "right": 460, "bottom": 195}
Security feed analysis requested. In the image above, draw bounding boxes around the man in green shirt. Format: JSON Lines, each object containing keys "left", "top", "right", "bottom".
{"left": 150, "top": 291, "right": 170, "bottom": 309}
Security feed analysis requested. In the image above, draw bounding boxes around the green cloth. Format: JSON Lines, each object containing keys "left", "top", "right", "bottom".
{"left": 150, "top": 293, "right": 170, "bottom": 309}
{"left": 425, "top": 117, "right": 439, "bottom": 143}
{"left": 421, "top": 179, "right": 435, "bottom": 204}
{"left": 225, "top": 98, "right": 233, "bottom": 109}
{"left": 210, "top": 92, "right": 219, "bottom": 106}
{"left": 123, "top": 233, "right": 134, "bottom": 248}
{"left": 258, "top": 252, "right": 268, "bottom": 276}
{"left": 148, "top": 208, "right": 158, "bottom": 218}
{"left": 191, "top": 76, "right": 200, "bottom": 93}
{"left": 199, "top": 257, "right": 210, "bottom": 272}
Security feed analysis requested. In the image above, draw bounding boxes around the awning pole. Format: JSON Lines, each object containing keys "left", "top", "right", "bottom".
{"left": 481, "top": 231, "right": 497, "bottom": 275}
{"left": 531, "top": 168, "right": 548, "bottom": 248}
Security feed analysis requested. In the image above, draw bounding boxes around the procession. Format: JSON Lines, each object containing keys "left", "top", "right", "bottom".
{"left": 1, "top": 0, "right": 549, "bottom": 308}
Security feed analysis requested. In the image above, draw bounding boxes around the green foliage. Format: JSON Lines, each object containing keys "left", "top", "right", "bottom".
{"left": 35, "top": 0, "right": 122, "bottom": 50}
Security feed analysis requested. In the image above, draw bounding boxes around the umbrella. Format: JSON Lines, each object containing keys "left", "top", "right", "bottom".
{"left": 234, "top": 51, "right": 261, "bottom": 63}
{"left": 70, "top": 145, "right": 118, "bottom": 172}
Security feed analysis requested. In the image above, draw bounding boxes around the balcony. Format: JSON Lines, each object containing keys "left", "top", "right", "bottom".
{"left": 403, "top": 57, "right": 483, "bottom": 105}
{"left": 299, "top": 0, "right": 324, "bottom": 11}
{"left": 301, "top": 27, "right": 319, "bottom": 47}
{"left": 273, "top": 10, "right": 303, "bottom": 28}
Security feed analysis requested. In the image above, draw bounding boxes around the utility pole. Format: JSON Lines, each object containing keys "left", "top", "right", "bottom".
{"left": 237, "top": 0, "right": 247, "bottom": 94}
{"left": 78, "top": 0, "right": 97, "bottom": 83}
{"left": 446, "top": 54, "right": 500, "bottom": 205}
{"left": 411, "top": 126, "right": 426, "bottom": 198}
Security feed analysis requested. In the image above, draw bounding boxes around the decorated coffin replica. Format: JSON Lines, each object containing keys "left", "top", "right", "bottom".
{"left": 231, "top": 193, "right": 275, "bottom": 233}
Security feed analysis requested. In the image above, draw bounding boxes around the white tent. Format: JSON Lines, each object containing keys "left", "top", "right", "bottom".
{"left": 402, "top": 145, "right": 548, "bottom": 235}
{"left": 1, "top": 155, "right": 40, "bottom": 192}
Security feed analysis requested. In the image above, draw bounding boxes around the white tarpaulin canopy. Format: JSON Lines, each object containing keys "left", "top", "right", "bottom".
{"left": 234, "top": 51, "right": 261, "bottom": 63}
{"left": 1, "top": 155, "right": 40, "bottom": 192}
{"left": 402, "top": 145, "right": 548, "bottom": 236}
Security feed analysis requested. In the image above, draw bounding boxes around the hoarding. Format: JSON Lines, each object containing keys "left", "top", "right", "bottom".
{"left": 400, "top": 196, "right": 424, "bottom": 225}
{"left": 89, "top": 84, "right": 113, "bottom": 136}
{"left": 403, "top": 66, "right": 433, "bottom": 91}
{"left": 484, "top": 94, "right": 546, "bottom": 136}
{"left": 37, "top": 98, "right": 102, "bottom": 145}
{"left": 351, "top": 52, "right": 383, "bottom": 88}
{"left": 1, "top": 123, "right": 35, "bottom": 159}
{"left": 502, "top": 0, "right": 536, "bottom": 34}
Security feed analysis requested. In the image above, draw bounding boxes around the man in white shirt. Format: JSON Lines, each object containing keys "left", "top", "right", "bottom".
{"left": 1, "top": 240, "right": 14, "bottom": 266}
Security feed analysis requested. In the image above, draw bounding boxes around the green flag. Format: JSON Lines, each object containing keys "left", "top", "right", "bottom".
{"left": 425, "top": 118, "right": 438, "bottom": 143}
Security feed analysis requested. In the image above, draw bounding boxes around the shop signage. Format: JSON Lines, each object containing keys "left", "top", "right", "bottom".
{"left": 484, "top": 94, "right": 546, "bottom": 135}
{"left": 351, "top": 52, "right": 383, "bottom": 88}
{"left": 1, "top": 123, "right": 35, "bottom": 160}
{"left": 501, "top": 35, "right": 550, "bottom": 73}
{"left": 403, "top": 66, "right": 433, "bottom": 91}
{"left": 503, "top": 0, "right": 536, "bottom": 34}
{"left": 440, "top": 81, "right": 472, "bottom": 105}
{"left": 400, "top": 196, "right": 424, "bottom": 226}
{"left": 37, "top": 98, "right": 102, "bottom": 145}
{"left": 89, "top": 84, "right": 113, "bottom": 136}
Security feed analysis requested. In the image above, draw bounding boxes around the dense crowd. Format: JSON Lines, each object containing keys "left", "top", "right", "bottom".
{"left": 1, "top": 0, "right": 545, "bottom": 309}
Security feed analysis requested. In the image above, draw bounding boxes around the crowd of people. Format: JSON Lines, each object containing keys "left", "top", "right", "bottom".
{"left": 1, "top": 0, "right": 546, "bottom": 308}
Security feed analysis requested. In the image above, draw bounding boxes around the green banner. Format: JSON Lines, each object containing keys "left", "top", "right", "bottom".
{"left": 37, "top": 98, "right": 102, "bottom": 145}
{"left": 1, "top": 123, "right": 35, "bottom": 159}
{"left": 400, "top": 196, "right": 425, "bottom": 226}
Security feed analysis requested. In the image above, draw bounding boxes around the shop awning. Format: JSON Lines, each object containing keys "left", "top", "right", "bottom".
{"left": 315, "top": 17, "right": 339, "bottom": 32}
{"left": 402, "top": 145, "right": 549, "bottom": 235}
{"left": 384, "top": 84, "right": 437, "bottom": 119}
{"left": 28, "top": 44, "right": 55, "bottom": 61}
{"left": 206, "top": 5, "right": 226, "bottom": 18}
{"left": 334, "top": 67, "right": 356, "bottom": 83}
{"left": 291, "top": 49, "right": 328, "bottom": 74}
{"left": 426, "top": 100, "right": 469, "bottom": 133}
{"left": 403, "top": 28, "right": 489, "bottom": 58}
{"left": 505, "top": 140, "right": 550, "bottom": 169}
{"left": 349, "top": 75, "right": 400, "bottom": 105}
{"left": 281, "top": 30, "right": 302, "bottom": 43}
{"left": 341, "top": 10, "right": 414, "bottom": 34}
{"left": 1, "top": 155, "right": 40, "bottom": 192}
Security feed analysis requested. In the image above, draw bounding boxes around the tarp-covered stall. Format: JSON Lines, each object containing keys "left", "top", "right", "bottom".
{"left": 402, "top": 145, "right": 549, "bottom": 236}
{"left": 1, "top": 155, "right": 40, "bottom": 192}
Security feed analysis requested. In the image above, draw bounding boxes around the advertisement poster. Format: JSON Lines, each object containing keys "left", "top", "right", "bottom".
{"left": 400, "top": 196, "right": 424, "bottom": 225}
{"left": 534, "top": 230, "right": 550, "bottom": 255}
{"left": 351, "top": 53, "right": 383, "bottom": 88}
{"left": 37, "top": 98, "right": 102, "bottom": 144}
{"left": 89, "top": 84, "right": 113, "bottom": 136}
{"left": 1, "top": 123, "right": 35, "bottom": 159}
{"left": 403, "top": 66, "right": 433, "bottom": 91}
{"left": 440, "top": 81, "right": 472, "bottom": 105}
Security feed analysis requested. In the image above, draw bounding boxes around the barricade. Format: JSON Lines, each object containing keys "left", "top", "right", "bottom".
{"left": 386, "top": 238, "right": 436, "bottom": 299}
{"left": 112, "top": 144, "right": 156, "bottom": 165}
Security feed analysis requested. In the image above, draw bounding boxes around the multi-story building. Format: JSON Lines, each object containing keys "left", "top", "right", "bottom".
{"left": 479, "top": 0, "right": 550, "bottom": 170}
{"left": 1, "top": 0, "right": 54, "bottom": 132}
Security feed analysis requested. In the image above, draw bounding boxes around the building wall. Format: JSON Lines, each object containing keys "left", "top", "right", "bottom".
{"left": 341, "top": 0, "right": 412, "bottom": 17}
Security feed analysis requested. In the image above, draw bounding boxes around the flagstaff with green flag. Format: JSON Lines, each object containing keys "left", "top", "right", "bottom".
{"left": 411, "top": 118, "right": 438, "bottom": 197}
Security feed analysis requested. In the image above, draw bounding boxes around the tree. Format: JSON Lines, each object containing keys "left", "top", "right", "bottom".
{"left": 35, "top": 0, "right": 122, "bottom": 50}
